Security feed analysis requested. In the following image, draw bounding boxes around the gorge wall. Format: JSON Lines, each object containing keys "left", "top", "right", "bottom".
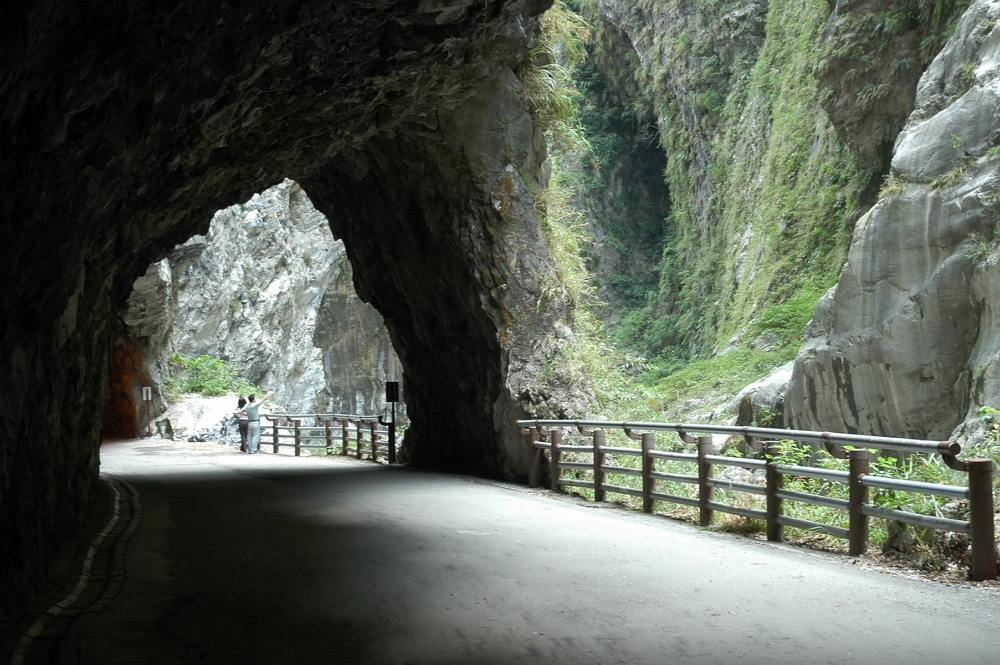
{"left": 582, "top": 0, "right": 957, "bottom": 359}
{"left": 1, "top": 0, "right": 583, "bottom": 609}
{"left": 788, "top": 0, "right": 1000, "bottom": 443}
{"left": 124, "top": 179, "right": 401, "bottom": 425}
{"left": 5, "top": 0, "right": 998, "bottom": 614}
{"left": 579, "top": 0, "right": 996, "bottom": 440}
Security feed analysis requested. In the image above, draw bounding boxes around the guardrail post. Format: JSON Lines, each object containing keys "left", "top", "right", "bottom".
{"left": 550, "top": 429, "right": 562, "bottom": 492}
{"left": 340, "top": 418, "right": 349, "bottom": 455}
{"left": 324, "top": 418, "right": 333, "bottom": 455}
{"left": 848, "top": 448, "right": 870, "bottom": 555}
{"left": 968, "top": 458, "right": 998, "bottom": 581}
{"left": 370, "top": 421, "right": 378, "bottom": 461}
{"left": 355, "top": 420, "right": 363, "bottom": 459}
{"left": 528, "top": 427, "right": 541, "bottom": 488}
{"left": 594, "top": 429, "right": 606, "bottom": 502}
{"left": 294, "top": 419, "right": 302, "bottom": 457}
{"left": 641, "top": 432, "right": 655, "bottom": 513}
{"left": 272, "top": 420, "right": 279, "bottom": 454}
{"left": 765, "top": 441, "right": 784, "bottom": 542}
{"left": 697, "top": 435, "right": 714, "bottom": 526}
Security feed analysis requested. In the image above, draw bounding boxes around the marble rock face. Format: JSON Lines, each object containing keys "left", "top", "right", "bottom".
{"left": 786, "top": 0, "right": 1000, "bottom": 441}
{"left": 125, "top": 179, "right": 401, "bottom": 420}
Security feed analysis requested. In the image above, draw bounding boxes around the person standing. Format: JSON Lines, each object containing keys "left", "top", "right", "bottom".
{"left": 235, "top": 397, "right": 250, "bottom": 453}
{"left": 240, "top": 390, "right": 273, "bottom": 454}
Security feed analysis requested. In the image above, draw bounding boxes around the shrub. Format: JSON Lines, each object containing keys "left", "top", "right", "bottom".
{"left": 163, "top": 353, "right": 260, "bottom": 400}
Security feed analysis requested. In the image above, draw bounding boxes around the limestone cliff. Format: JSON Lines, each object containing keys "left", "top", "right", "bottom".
{"left": 579, "top": 0, "right": 991, "bottom": 438}
{"left": 313, "top": 250, "right": 404, "bottom": 416}
{"left": 788, "top": 0, "right": 1000, "bottom": 441}
{"left": 583, "top": 0, "right": 866, "bottom": 364}
{"left": 125, "top": 179, "right": 401, "bottom": 420}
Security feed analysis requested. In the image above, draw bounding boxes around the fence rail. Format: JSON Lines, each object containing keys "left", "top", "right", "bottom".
{"left": 517, "top": 419, "right": 999, "bottom": 581}
{"left": 261, "top": 413, "right": 395, "bottom": 462}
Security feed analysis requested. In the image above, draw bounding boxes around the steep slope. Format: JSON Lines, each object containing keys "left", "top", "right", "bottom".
{"left": 575, "top": 0, "right": 976, "bottom": 428}
{"left": 582, "top": 0, "right": 866, "bottom": 363}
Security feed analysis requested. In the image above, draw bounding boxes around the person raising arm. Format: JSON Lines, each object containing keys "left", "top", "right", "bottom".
{"left": 241, "top": 390, "right": 274, "bottom": 454}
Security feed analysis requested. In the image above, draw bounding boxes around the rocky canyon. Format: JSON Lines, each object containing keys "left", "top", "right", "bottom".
{"left": 5, "top": 0, "right": 1000, "bottom": 610}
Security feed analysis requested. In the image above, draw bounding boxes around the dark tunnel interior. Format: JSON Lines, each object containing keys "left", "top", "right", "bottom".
{"left": 1, "top": 0, "right": 566, "bottom": 609}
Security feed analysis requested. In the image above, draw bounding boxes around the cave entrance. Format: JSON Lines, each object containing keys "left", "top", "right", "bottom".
{"left": 112, "top": 180, "right": 402, "bottom": 445}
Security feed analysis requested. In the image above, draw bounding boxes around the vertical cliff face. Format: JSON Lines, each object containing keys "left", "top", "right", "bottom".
{"left": 583, "top": 0, "right": 867, "bottom": 363}
{"left": 314, "top": 252, "right": 404, "bottom": 416}
{"left": 578, "top": 0, "right": 997, "bottom": 441}
{"left": 788, "top": 0, "right": 1000, "bottom": 440}
{"left": 125, "top": 179, "right": 400, "bottom": 419}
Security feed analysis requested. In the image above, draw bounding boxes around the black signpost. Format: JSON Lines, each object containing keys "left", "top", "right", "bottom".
{"left": 380, "top": 382, "right": 399, "bottom": 464}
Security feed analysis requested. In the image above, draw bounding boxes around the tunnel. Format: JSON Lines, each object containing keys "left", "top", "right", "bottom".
{"left": 0, "top": 0, "right": 571, "bottom": 609}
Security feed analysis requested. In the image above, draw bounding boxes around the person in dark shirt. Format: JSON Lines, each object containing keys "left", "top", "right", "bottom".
{"left": 235, "top": 397, "right": 249, "bottom": 453}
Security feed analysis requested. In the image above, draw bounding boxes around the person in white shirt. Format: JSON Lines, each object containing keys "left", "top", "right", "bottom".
{"left": 240, "top": 390, "right": 273, "bottom": 454}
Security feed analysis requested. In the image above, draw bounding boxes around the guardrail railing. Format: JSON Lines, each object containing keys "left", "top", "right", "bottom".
{"left": 262, "top": 413, "right": 394, "bottom": 462}
{"left": 517, "top": 419, "right": 998, "bottom": 581}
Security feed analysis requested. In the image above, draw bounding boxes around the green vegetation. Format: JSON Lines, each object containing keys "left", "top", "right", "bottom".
{"left": 965, "top": 232, "right": 990, "bottom": 262}
{"left": 525, "top": 0, "right": 992, "bottom": 576}
{"left": 163, "top": 353, "right": 260, "bottom": 401}
{"left": 930, "top": 157, "right": 974, "bottom": 189}
{"left": 971, "top": 407, "right": 1000, "bottom": 468}
{"left": 529, "top": 1, "right": 978, "bottom": 425}
{"left": 539, "top": 0, "right": 864, "bottom": 416}
{"left": 878, "top": 174, "right": 910, "bottom": 199}
{"left": 519, "top": 1, "right": 591, "bottom": 151}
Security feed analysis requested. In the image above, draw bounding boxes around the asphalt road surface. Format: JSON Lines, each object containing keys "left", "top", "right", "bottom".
{"left": 7, "top": 438, "right": 1000, "bottom": 664}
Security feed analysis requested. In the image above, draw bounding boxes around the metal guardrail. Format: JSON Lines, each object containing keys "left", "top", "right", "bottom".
{"left": 517, "top": 419, "right": 999, "bottom": 581}
{"left": 262, "top": 413, "right": 394, "bottom": 462}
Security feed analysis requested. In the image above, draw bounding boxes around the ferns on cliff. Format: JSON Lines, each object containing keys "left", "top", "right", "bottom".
{"left": 519, "top": 0, "right": 591, "bottom": 152}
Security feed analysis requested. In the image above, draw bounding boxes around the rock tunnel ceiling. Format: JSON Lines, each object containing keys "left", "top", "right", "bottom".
{"left": 1, "top": 0, "right": 577, "bottom": 608}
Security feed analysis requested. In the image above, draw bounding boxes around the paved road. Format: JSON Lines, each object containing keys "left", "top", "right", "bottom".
{"left": 8, "top": 438, "right": 1000, "bottom": 664}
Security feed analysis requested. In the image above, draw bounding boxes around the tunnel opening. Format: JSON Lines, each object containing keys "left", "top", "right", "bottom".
{"left": 2, "top": 0, "right": 565, "bottom": 610}
{"left": 117, "top": 179, "right": 404, "bottom": 446}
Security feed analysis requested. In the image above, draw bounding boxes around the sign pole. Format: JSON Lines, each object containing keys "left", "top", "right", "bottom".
{"left": 381, "top": 381, "right": 399, "bottom": 464}
{"left": 142, "top": 386, "right": 152, "bottom": 437}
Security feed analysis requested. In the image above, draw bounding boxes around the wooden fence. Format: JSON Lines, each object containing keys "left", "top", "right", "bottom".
{"left": 518, "top": 419, "right": 999, "bottom": 581}
{"left": 261, "top": 413, "right": 394, "bottom": 462}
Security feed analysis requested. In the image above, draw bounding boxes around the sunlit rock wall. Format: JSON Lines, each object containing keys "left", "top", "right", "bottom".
{"left": 314, "top": 251, "right": 404, "bottom": 417}
{"left": 125, "top": 180, "right": 400, "bottom": 417}
{"left": 787, "top": 0, "right": 1000, "bottom": 441}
